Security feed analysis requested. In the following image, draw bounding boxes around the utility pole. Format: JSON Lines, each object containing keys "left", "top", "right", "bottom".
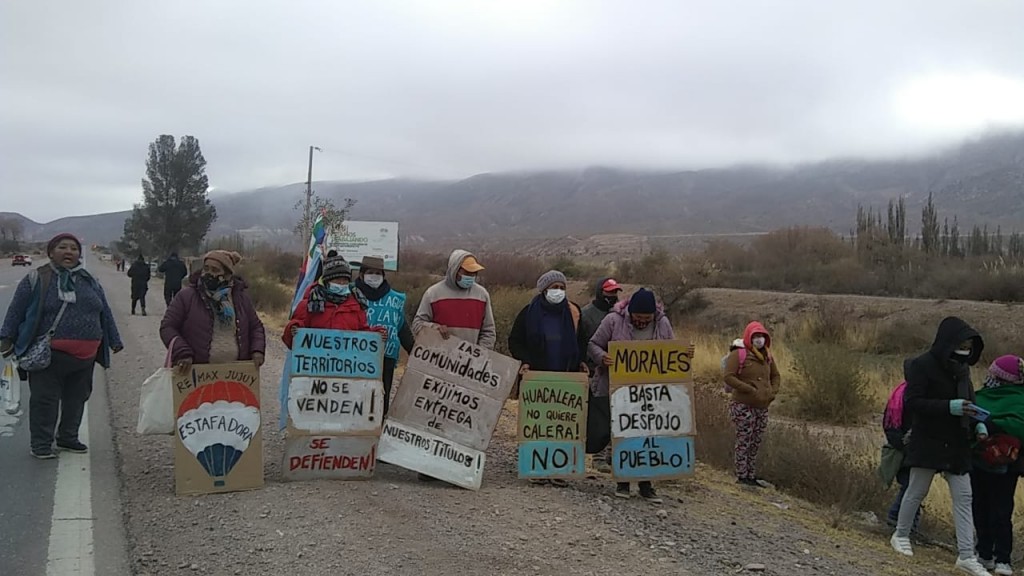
{"left": 303, "top": 145, "right": 321, "bottom": 243}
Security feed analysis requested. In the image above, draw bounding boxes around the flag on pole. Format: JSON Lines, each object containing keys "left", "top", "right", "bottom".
{"left": 278, "top": 210, "right": 329, "bottom": 430}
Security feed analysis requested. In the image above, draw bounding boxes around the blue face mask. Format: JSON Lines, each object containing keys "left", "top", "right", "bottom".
{"left": 457, "top": 275, "right": 476, "bottom": 289}
{"left": 327, "top": 283, "right": 351, "bottom": 295}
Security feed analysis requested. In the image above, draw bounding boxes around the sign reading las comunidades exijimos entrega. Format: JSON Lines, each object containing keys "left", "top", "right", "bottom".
{"left": 283, "top": 328, "right": 385, "bottom": 481}
{"left": 517, "top": 371, "right": 589, "bottom": 479}
{"left": 173, "top": 362, "right": 263, "bottom": 496}
{"left": 377, "top": 329, "right": 521, "bottom": 490}
{"left": 608, "top": 340, "right": 696, "bottom": 481}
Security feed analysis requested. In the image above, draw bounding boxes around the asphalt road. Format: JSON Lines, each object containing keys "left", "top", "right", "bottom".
{"left": 0, "top": 258, "right": 129, "bottom": 575}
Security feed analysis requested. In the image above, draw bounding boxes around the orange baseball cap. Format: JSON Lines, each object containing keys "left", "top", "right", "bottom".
{"left": 461, "top": 255, "right": 485, "bottom": 273}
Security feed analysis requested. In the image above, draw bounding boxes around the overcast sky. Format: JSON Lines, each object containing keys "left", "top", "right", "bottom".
{"left": 2, "top": 0, "right": 1023, "bottom": 221}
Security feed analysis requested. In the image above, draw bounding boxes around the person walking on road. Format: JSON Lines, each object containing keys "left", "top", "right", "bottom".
{"left": 127, "top": 254, "right": 151, "bottom": 315}
{"left": 889, "top": 316, "right": 992, "bottom": 576}
{"left": 158, "top": 252, "right": 189, "bottom": 306}
{"left": 159, "top": 250, "right": 266, "bottom": 374}
{"left": 723, "top": 321, "right": 781, "bottom": 487}
{"left": 353, "top": 256, "right": 414, "bottom": 415}
{"left": 0, "top": 233, "right": 123, "bottom": 459}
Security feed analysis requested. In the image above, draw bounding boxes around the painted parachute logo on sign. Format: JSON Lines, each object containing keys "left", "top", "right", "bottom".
{"left": 177, "top": 381, "right": 261, "bottom": 487}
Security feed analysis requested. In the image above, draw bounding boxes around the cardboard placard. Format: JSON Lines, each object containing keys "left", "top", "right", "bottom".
{"left": 287, "top": 377, "right": 384, "bottom": 435}
{"left": 289, "top": 328, "right": 383, "bottom": 379}
{"left": 517, "top": 371, "right": 589, "bottom": 479}
{"left": 608, "top": 340, "right": 695, "bottom": 482}
{"left": 173, "top": 363, "right": 263, "bottom": 495}
{"left": 378, "top": 331, "right": 519, "bottom": 490}
{"left": 282, "top": 435, "right": 378, "bottom": 481}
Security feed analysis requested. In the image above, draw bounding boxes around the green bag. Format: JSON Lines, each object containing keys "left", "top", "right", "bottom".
{"left": 878, "top": 444, "right": 904, "bottom": 487}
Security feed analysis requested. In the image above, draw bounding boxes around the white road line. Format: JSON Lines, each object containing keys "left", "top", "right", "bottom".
{"left": 46, "top": 405, "right": 94, "bottom": 576}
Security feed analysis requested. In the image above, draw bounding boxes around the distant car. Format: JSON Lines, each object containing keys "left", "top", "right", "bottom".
{"left": 12, "top": 255, "right": 31, "bottom": 267}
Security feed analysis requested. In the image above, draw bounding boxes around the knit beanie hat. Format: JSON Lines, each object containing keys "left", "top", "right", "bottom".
{"left": 536, "top": 270, "right": 567, "bottom": 293}
{"left": 322, "top": 255, "right": 353, "bottom": 283}
{"left": 203, "top": 250, "right": 242, "bottom": 275}
{"left": 628, "top": 288, "right": 657, "bottom": 314}
{"left": 989, "top": 355, "right": 1024, "bottom": 385}
{"left": 47, "top": 233, "right": 82, "bottom": 255}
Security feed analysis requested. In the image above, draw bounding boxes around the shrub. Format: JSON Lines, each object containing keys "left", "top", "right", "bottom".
{"left": 478, "top": 254, "right": 548, "bottom": 289}
{"left": 790, "top": 343, "right": 874, "bottom": 424}
{"left": 400, "top": 249, "right": 447, "bottom": 275}
{"left": 488, "top": 286, "right": 534, "bottom": 355}
{"left": 240, "top": 266, "right": 292, "bottom": 315}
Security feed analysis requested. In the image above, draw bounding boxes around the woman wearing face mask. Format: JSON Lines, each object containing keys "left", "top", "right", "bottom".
{"left": 723, "top": 322, "right": 780, "bottom": 487}
{"left": 160, "top": 250, "right": 266, "bottom": 375}
{"left": 282, "top": 254, "right": 387, "bottom": 349}
{"left": 588, "top": 288, "right": 690, "bottom": 502}
{"left": 890, "top": 317, "right": 992, "bottom": 576}
{"left": 353, "top": 256, "right": 414, "bottom": 415}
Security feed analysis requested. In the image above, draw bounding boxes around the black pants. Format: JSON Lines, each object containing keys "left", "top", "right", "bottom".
{"left": 382, "top": 358, "right": 397, "bottom": 416}
{"left": 972, "top": 467, "right": 1019, "bottom": 564}
{"left": 164, "top": 287, "right": 180, "bottom": 306}
{"left": 28, "top": 351, "right": 94, "bottom": 451}
{"left": 132, "top": 295, "right": 147, "bottom": 313}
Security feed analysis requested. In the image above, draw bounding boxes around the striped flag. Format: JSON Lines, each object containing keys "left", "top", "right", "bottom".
{"left": 279, "top": 210, "right": 329, "bottom": 430}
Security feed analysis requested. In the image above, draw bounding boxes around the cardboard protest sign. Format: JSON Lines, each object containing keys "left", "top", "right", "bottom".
{"left": 517, "top": 371, "right": 589, "bottom": 479}
{"left": 173, "top": 363, "right": 263, "bottom": 496}
{"left": 608, "top": 339, "right": 695, "bottom": 482}
{"left": 283, "top": 328, "right": 385, "bottom": 481}
{"left": 378, "top": 330, "right": 520, "bottom": 490}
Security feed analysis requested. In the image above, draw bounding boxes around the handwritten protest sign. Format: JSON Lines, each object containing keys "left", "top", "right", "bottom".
{"left": 378, "top": 330, "right": 520, "bottom": 489}
{"left": 283, "top": 328, "right": 384, "bottom": 481}
{"left": 609, "top": 340, "right": 695, "bottom": 482}
{"left": 173, "top": 363, "right": 263, "bottom": 496}
{"left": 517, "top": 371, "right": 589, "bottom": 479}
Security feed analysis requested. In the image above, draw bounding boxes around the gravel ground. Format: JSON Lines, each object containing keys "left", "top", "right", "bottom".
{"left": 94, "top": 263, "right": 962, "bottom": 576}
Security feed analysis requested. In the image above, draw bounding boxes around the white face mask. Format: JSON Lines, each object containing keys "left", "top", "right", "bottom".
{"left": 363, "top": 273, "right": 384, "bottom": 289}
{"left": 752, "top": 336, "right": 767, "bottom": 349}
{"left": 954, "top": 349, "right": 972, "bottom": 357}
{"left": 545, "top": 289, "right": 566, "bottom": 305}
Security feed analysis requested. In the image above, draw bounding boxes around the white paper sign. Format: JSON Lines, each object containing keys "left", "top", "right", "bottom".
{"left": 610, "top": 383, "right": 694, "bottom": 438}
{"left": 377, "top": 420, "right": 486, "bottom": 490}
{"left": 287, "top": 377, "right": 384, "bottom": 434}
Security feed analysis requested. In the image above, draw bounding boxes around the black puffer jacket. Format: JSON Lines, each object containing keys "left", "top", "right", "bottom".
{"left": 903, "top": 317, "right": 985, "bottom": 474}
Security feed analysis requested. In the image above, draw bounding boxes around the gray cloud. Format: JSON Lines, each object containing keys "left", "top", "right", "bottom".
{"left": 2, "top": 0, "right": 1022, "bottom": 221}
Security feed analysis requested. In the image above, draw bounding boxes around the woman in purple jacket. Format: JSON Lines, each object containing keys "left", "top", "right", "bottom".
{"left": 159, "top": 250, "right": 266, "bottom": 374}
{"left": 589, "top": 288, "right": 692, "bottom": 503}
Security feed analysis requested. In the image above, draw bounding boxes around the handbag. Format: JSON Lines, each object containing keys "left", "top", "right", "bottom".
{"left": 18, "top": 301, "right": 69, "bottom": 372}
{"left": 136, "top": 337, "right": 178, "bottom": 435}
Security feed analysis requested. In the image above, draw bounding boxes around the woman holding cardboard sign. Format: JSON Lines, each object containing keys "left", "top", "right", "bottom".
{"left": 588, "top": 288, "right": 691, "bottom": 502}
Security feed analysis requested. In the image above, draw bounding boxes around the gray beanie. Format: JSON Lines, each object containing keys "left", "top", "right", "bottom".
{"left": 536, "top": 270, "right": 567, "bottom": 293}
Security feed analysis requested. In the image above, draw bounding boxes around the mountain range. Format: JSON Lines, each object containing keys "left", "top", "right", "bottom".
{"left": 5, "top": 131, "right": 1023, "bottom": 253}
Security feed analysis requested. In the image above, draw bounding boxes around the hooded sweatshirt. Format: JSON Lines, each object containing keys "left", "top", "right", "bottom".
{"left": 723, "top": 321, "right": 780, "bottom": 409}
{"left": 579, "top": 277, "right": 615, "bottom": 372}
{"left": 412, "top": 250, "right": 496, "bottom": 349}
{"left": 587, "top": 299, "right": 674, "bottom": 397}
{"left": 902, "top": 316, "right": 984, "bottom": 474}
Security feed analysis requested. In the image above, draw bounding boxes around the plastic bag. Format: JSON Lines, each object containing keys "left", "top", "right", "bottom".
{"left": 136, "top": 338, "right": 176, "bottom": 435}
{"left": 1, "top": 357, "right": 22, "bottom": 414}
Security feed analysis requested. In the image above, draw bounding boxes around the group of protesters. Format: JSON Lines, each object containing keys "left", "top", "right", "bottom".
{"left": 3, "top": 235, "right": 1023, "bottom": 576}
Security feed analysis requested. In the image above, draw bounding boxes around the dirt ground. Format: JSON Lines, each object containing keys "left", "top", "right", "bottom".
{"left": 96, "top": 263, "right": 977, "bottom": 576}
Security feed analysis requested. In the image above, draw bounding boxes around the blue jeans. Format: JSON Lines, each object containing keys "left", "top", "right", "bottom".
{"left": 888, "top": 468, "right": 921, "bottom": 531}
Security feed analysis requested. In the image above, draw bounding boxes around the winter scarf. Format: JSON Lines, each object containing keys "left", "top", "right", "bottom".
{"left": 203, "top": 285, "right": 235, "bottom": 324}
{"left": 355, "top": 278, "right": 390, "bottom": 302}
{"left": 525, "top": 294, "right": 579, "bottom": 371}
{"left": 52, "top": 262, "right": 92, "bottom": 303}
{"left": 307, "top": 283, "right": 368, "bottom": 314}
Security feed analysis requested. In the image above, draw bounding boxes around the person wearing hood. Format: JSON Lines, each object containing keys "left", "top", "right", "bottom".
{"left": 283, "top": 254, "right": 387, "bottom": 349}
{"left": 353, "top": 256, "right": 414, "bottom": 415}
{"left": 158, "top": 252, "right": 189, "bottom": 306}
{"left": 160, "top": 250, "right": 266, "bottom": 374}
{"left": 890, "top": 317, "right": 991, "bottom": 576}
{"left": 578, "top": 277, "right": 623, "bottom": 472}
{"left": 723, "top": 322, "right": 781, "bottom": 487}
{"left": 970, "top": 355, "right": 1024, "bottom": 576}
{"left": 1, "top": 233, "right": 123, "bottom": 459}
{"left": 127, "top": 254, "right": 151, "bottom": 316}
{"left": 412, "top": 249, "right": 495, "bottom": 349}
{"left": 589, "top": 288, "right": 689, "bottom": 503}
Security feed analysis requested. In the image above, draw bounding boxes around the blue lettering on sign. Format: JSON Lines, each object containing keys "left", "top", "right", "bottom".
{"left": 612, "top": 436, "right": 694, "bottom": 480}
{"left": 291, "top": 328, "right": 382, "bottom": 379}
{"left": 365, "top": 291, "right": 406, "bottom": 360}
{"left": 517, "top": 441, "right": 584, "bottom": 478}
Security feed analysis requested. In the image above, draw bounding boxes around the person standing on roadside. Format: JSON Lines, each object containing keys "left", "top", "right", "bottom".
{"left": 160, "top": 250, "right": 266, "bottom": 374}
{"left": 0, "top": 233, "right": 123, "bottom": 459}
{"left": 412, "top": 249, "right": 495, "bottom": 349}
{"left": 158, "top": 252, "right": 189, "bottom": 306}
{"left": 579, "top": 277, "right": 623, "bottom": 472}
{"left": 353, "top": 255, "right": 414, "bottom": 415}
{"left": 723, "top": 321, "right": 780, "bottom": 487}
{"left": 890, "top": 316, "right": 992, "bottom": 576}
{"left": 127, "top": 254, "right": 151, "bottom": 316}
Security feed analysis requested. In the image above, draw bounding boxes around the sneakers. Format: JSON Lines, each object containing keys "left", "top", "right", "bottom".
{"left": 890, "top": 533, "right": 914, "bottom": 557}
{"left": 994, "top": 563, "right": 1013, "bottom": 576}
{"left": 614, "top": 483, "right": 631, "bottom": 499}
{"left": 638, "top": 484, "right": 663, "bottom": 504}
{"left": 31, "top": 448, "right": 57, "bottom": 460}
{"left": 57, "top": 440, "right": 88, "bottom": 453}
{"left": 957, "top": 557, "right": 994, "bottom": 576}
{"left": 737, "top": 477, "right": 763, "bottom": 488}
{"left": 982, "top": 559, "right": 997, "bottom": 571}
